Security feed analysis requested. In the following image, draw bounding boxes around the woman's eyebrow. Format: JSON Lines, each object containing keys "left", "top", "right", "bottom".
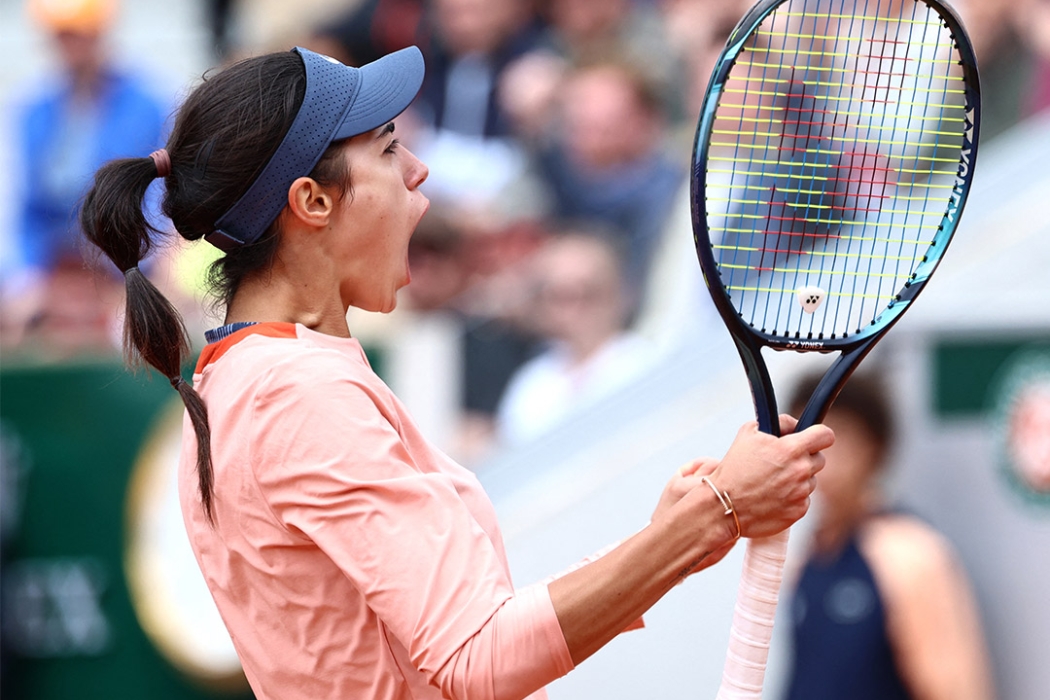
{"left": 375, "top": 122, "right": 395, "bottom": 139}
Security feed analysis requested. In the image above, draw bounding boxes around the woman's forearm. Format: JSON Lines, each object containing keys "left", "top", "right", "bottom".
{"left": 547, "top": 486, "right": 736, "bottom": 665}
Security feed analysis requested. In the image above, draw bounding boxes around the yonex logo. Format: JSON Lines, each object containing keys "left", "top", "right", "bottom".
{"left": 946, "top": 107, "right": 975, "bottom": 225}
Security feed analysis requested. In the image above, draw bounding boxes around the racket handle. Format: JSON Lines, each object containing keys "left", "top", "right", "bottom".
{"left": 715, "top": 529, "right": 790, "bottom": 700}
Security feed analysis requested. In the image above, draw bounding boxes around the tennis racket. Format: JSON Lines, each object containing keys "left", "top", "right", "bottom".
{"left": 689, "top": 0, "right": 980, "bottom": 697}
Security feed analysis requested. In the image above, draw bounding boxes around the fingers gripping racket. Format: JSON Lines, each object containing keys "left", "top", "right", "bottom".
{"left": 689, "top": 0, "right": 980, "bottom": 697}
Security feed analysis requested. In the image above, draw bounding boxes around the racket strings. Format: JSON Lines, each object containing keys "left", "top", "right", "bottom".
{"left": 706, "top": 0, "right": 968, "bottom": 339}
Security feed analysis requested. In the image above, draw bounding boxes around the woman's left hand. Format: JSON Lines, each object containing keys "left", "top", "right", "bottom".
{"left": 651, "top": 457, "right": 719, "bottom": 523}
{"left": 650, "top": 457, "right": 737, "bottom": 574}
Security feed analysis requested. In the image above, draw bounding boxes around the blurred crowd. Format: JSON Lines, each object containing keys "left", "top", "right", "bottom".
{"left": 2, "top": 0, "right": 1049, "bottom": 463}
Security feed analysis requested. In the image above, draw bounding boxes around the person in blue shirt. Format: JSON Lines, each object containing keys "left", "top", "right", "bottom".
{"left": 532, "top": 59, "right": 681, "bottom": 306}
{"left": 1, "top": 0, "right": 167, "bottom": 352}
{"left": 16, "top": 0, "right": 166, "bottom": 274}
{"left": 783, "top": 372, "right": 996, "bottom": 700}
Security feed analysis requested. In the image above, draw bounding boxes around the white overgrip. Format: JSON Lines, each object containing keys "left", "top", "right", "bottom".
{"left": 715, "top": 529, "right": 790, "bottom": 699}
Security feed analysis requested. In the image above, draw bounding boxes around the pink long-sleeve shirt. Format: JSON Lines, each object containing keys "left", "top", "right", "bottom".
{"left": 179, "top": 323, "right": 575, "bottom": 699}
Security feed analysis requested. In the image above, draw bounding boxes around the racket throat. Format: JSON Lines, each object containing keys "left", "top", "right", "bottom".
{"left": 796, "top": 340, "right": 879, "bottom": 430}
{"left": 731, "top": 334, "right": 781, "bottom": 436}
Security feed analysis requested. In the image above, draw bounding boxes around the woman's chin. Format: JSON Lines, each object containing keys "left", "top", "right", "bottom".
{"left": 380, "top": 289, "right": 402, "bottom": 314}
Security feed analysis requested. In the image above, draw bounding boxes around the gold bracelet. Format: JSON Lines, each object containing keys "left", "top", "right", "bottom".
{"left": 700, "top": 476, "right": 742, "bottom": 540}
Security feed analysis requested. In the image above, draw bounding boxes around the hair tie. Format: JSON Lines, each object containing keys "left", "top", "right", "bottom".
{"left": 170, "top": 375, "right": 186, "bottom": 389}
{"left": 149, "top": 149, "right": 171, "bottom": 178}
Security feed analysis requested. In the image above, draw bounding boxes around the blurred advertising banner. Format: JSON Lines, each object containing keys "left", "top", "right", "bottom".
{"left": 0, "top": 360, "right": 252, "bottom": 699}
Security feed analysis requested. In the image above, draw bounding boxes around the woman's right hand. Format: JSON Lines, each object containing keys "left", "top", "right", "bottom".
{"left": 708, "top": 415, "right": 834, "bottom": 539}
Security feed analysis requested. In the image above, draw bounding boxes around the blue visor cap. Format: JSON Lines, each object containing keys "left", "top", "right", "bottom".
{"left": 207, "top": 46, "right": 425, "bottom": 251}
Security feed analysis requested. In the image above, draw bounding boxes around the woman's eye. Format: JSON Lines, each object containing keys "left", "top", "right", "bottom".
{"left": 384, "top": 139, "right": 401, "bottom": 155}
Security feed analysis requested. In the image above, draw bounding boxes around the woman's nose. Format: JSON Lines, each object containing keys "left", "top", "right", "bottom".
{"left": 403, "top": 148, "right": 429, "bottom": 189}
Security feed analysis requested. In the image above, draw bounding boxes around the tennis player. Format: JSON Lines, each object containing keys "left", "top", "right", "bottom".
{"left": 783, "top": 372, "right": 994, "bottom": 700}
{"left": 80, "top": 46, "right": 833, "bottom": 700}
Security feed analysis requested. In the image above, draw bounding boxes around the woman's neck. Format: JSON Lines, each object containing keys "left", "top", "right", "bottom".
{"left": 812, "top": 491, "right": 882, "bottom": 558}
{"left": 225, "top": 270, "right": 351, "bottom": 338}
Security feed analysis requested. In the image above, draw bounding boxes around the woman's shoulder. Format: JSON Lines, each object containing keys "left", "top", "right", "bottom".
{"left": 858, "top": 513, "right": 963, "bottom": 600}
{"left": 861, "top": 513, "right": 954, "bottom": 566}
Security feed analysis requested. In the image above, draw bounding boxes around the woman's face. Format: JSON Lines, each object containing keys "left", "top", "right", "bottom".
{"left": 813, "top": 410, "right": 882, "bottom": 526}
{"left": 327, "top": 123, "right": 429, "bottom": 313}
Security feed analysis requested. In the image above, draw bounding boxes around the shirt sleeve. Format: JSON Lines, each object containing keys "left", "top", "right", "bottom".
{"left": 248, "top": 354, "right": 573, "bottom": 700}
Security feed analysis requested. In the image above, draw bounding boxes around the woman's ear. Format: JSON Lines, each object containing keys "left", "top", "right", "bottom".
{"left": 286, "top": 177, "right": 334, "bottom": 229}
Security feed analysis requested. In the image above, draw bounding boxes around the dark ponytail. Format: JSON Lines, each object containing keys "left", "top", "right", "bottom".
{"left": 80, "top": 155, "right": 215, "bottom": 521}
{"left": 79, "top": 51, "right": 352, "bottom": 523}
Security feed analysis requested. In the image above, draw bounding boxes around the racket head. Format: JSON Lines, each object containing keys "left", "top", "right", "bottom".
{"left": 691, "top": 0, "right": 980, "bottom": 357}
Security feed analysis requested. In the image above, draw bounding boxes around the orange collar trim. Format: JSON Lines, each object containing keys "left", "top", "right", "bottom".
{"left": 195, "top": 322, "right": 298, "bottom": 373}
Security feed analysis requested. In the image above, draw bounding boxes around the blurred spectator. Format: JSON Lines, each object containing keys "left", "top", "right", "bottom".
{"left": 16, "top": 0, "right": 166, "bottom": 273}
{"left": 409, "top": 0, "right": 549, "bottom": 209}
{"left": 1, "top": 0, "right": 167, "bottom": 354}
{"left": 217, "top": 0, "right": 351, "bottom": 56}
{"left": 381, "top": 207, "right": 544, "bottom": 465}
{"left": 309, "top": 0, "right": 425, "bottom": 67}
{"left": 495, "top": 230, "right": 655, "bottom": 446}
{"left": 498, "top": 0, "right": 686, "bottom": 148}
{"left": 538, "top": 0, "right": 680, "bottom": 102}
{"left": 416, "top": 0, "right": 541, "bottom": 137}
{"left": 496, "top": 46, "right": 567, "bottom": 144}
{"left": 375, "top": 210, "right": 474, "bottom": 464}
{"left": 287, "top": 0, "right": 549, "bottom": 303}
{"left": 661, "top": 0, "right": 753, "bottom": 136}
{"left": 402, "top": 209, "right": 472, "bottom": 313}
{"left": 783, "top": 372, "right": 995, "bottom": 700}
{"left": 627, "top": 0, "right": 751, "bottom": 349}
{"left": 532, "top": 58, "right": 683, "bottom": 303}
{"left": 1017, "top": 0, "right": 1050, "bottom": 117}
{"left": 540, "top": 0, "right": 667, "bottom": 63}
{"left": 847, "top": 0, "right": 1050, "bottom": 141}
{"left": 4, "top": 258, "right": 123, "bottom": 356}
{"left": 454, "top": 212, "right": 548, "bottom": 460}
{"left": 954, "top": 0, "right": 1037, "bottom": 140}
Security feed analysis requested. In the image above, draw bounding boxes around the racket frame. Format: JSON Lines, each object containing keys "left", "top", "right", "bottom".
{"left": 690, "top": 0, "right": 982, "bottom": 434}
